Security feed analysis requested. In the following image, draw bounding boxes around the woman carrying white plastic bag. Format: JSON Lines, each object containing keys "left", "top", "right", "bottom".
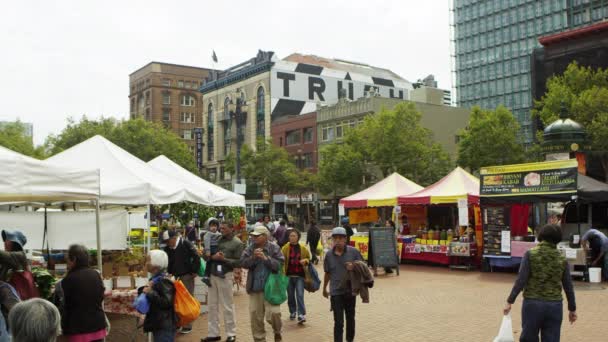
{"left": 503, "top": 224, "right": 577, "bottom": 342}
{"left": 493, "top": 314, "right": 514, "bottom": 342}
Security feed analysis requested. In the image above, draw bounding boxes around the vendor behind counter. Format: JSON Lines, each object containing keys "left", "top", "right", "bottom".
{"left": 581, "top": 228, "right": 608, "bottom": 280}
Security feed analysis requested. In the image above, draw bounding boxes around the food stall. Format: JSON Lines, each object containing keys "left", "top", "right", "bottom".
{"left": 479, "top": 159, "right": 608, "bottom": 276}
{"left": 397, "top": 167, "right": 480, "bottom": 267}
{"left": 338, "top": 173, "right": 423, "bottom": 260}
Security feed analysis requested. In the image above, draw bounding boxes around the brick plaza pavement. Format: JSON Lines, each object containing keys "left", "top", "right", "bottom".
{"left": 107, "top": 264, "right": 608, "bottom": 342}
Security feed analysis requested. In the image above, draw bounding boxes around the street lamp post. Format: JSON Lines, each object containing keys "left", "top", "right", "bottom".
{"left": 229, "top": 96, "right": 248, "bottom": 185}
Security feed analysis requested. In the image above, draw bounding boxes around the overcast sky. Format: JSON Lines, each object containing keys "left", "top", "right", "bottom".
{"left": 1, "top": 0, "right": 451, "bottom": 145}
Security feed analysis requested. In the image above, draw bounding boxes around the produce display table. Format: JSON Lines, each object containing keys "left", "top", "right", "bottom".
{"left": 104, "top": 289, "right": 142, "bottom": 318}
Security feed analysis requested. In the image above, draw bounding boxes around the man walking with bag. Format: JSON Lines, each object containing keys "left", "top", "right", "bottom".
{"left": 323, "top": 227, "right": 363, "bottom": 342}
{"left": 163, "top": 230, "right": 201, "bottom": 334}
{"left": 202, "top": 222, "right": 244, "bottom": 342}
{"left": 240, "top": 226, "right": 285, "bottom": 342}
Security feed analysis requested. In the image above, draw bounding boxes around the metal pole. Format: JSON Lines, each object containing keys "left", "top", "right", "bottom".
{"left": 146, "top": 204, "right": 152, "bottom": 254}
{"left": 95, "top": 199, "right": 102, "bottom": 274}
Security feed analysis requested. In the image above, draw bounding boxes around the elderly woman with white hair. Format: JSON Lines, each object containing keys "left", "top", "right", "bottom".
{"left": 9, "top": 298, "right": 61, "bottom": 342}
{"left": 140, "top": 249, "right": 177, "bottom": 342}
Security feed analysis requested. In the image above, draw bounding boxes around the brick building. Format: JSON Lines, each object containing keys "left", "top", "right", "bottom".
{"left": 271, "top": 112, "right": 318, "bottom": 173}
{"left": 129, "top": 62, "right": 213, "bottom": 163}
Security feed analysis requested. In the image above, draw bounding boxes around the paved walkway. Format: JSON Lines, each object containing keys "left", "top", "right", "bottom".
{"left": 107, "top": 265, "right": 608, "bottom": 342}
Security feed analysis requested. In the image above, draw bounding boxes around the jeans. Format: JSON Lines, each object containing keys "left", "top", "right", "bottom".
{"left": 330, "top": 294, "right": 356, "bottom": 342}
{"left": 603, "top": 253, "right": 608, "bottom": 281}
{"left": 520, "top": 299, "right": 563, "bottom": 342}
{"left": 152, "top": 328, "right": 175, "bottom": 342}
{"left": 287, "top": 276, "right": 306, "bottom": 317}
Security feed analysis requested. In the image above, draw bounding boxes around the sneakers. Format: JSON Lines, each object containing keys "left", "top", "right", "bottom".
{"left": 180, "top": 327, "right": 193, "bottom": 334}
{"left": 274, "top": 333, "right": 282, "bottom": 341}
{"left": 202, "top": 276, "right": 212, "bottom": 287}
{"left": 289, "top": 313, "right": 296, "bottom": 321}
{"left": 297, "top": 315, "right": 306, "bottom": 324}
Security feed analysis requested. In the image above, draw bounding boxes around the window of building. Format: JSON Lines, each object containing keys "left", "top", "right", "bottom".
{"left": 224, "top": 97, "right": 231, "bottom": 117}
{"left": 130, "top": 98, "right": 135, "bottom": 113}
{"left": 302, "top": 153, "right": 313, "bottom": 169}
{"left": 336, "top": 123, "right": 343, "bottom": 139}
{"left": 322, "top": 126, "right": 335, "bottom": 142}
{"left": 182, "top": 129, "right": 192, "bottom": 140}
{"left": 286, "top": 130, "right": 301, "bottom": 145}
{"left": 145, "top": 108, "right": 151, "bottom": 121}
{"left": 162, "top": 109, "right": 170, "bottom": 122}
{"left": 185, "top": 81, "right": 191, "bottom": 89}
{"left": 181, "top": 95, "right": 195, "bottom": 107}
{"left": 223, "top": 121, "right": 231, "bottom": 156}
{"left": 162, "top": 92, "right": 171, "bottom": 105}
{"left": 162, "top": 78, "right": 171, "bottom": 87}
{"left": 181, "top": 112, "right": 195, "bottom": 123}
{"left": 178, "top": 80, "right": 184, "bottom": 88}
{"left": 207, "top": 168, "right": 217, "bottom": 182}
{"left": 303, "top": 127, "right": 313, "bottom": 143}
{"left": 219, "top": 166, "right": 225, "bottom": 181}
{"left": 145, "top": 91, "right": 150, "bottom": 106}
{"left": 256, "top": 87, "right": 265, "bottom": 137}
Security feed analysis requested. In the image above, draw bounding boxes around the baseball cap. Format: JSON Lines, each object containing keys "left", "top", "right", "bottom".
{"left": 331, "top": 227, "right": 347, "bottom": 237}
{"left": 249, "top": 226, "right": 270, "bottom": 237}
{"left": 160, "top": 230, "right": 177, "bottom": 242}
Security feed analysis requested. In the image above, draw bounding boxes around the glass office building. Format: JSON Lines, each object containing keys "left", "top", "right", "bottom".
{"left": 450, "top": 0, "right": 608, "bottom": 143}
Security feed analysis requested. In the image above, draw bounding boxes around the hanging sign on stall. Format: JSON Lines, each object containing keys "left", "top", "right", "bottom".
{"left": 348, "top": 208, "right": 379, "bottom": 224}
{"left": 501, "top": 230, "right": 511, "bottom": 253}
{"left": 457, "top": 198, "right": 469, "bottom": 226}
{"left": 480, "top": 160, "right": 578, "bottom": 197}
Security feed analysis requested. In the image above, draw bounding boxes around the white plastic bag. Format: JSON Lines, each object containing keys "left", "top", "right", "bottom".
{"left": 493, "top": 314, "right": 515, "bottom": 342}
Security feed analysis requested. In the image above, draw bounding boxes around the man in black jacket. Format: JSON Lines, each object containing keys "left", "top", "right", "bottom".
{"left": 163, "top": 230, "right": 201, "bottom": 334}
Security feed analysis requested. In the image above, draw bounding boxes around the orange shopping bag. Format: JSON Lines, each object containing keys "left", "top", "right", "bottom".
{"left": 174, "top": 279, "right": 200, "bottom": 327}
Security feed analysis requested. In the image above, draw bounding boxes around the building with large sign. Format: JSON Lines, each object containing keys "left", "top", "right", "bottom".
{"left": 199, "top": 50, "right": 417, "bottom": 213}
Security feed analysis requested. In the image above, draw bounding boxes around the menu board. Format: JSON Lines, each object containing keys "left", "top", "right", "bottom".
{"left": 483, "top": 207, "right": 511, "bottom": 257}
{"left": 369, "top": 227, "right": 400, "bottom": 271}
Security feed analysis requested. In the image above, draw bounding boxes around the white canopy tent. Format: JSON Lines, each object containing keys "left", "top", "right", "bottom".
{"left": 0, "top": 146, "right": 103, "bottom": 269}
{"left": 148, "top": 155, "right": 245, "bottom": 208}
{"left": 45, "top": 135, "right": 211, "bottom": 205}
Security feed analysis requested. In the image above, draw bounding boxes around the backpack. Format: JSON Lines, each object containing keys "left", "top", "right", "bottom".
{"left": 9, "top": 270, "right": 39, "bottom": 300}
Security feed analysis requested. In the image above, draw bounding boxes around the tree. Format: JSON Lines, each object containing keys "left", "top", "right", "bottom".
{"left": 226, "top": 138, "right": 298, "bottom": 215}
{"left": 321, "top": 102, "right": 452, "bottom": 186}
{"left": 291, "top": 169, "right": 318, "bottom": 226}
{"left": 0, "top": 121, "right": 46, "bottom": 158}
{"left": 457, "top": 106, "right": 525, "bottom": 172}
{"left": 45, "top": 116, "right": 197, "bottom": 172}
{"left": 534, "top": 62, "right": 608, "bottom": 180}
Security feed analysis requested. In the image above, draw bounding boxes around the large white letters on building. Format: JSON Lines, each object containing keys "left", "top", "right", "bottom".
{"left": 270, "top": 59, "right": 412, "bottom": 118}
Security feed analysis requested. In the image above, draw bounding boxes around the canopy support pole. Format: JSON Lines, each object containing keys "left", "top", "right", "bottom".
{"left": 146, "top": 204, "right": 152, "bottom": 254}
{"left": 95, "top": 199, "right": 102, "bottom": 274}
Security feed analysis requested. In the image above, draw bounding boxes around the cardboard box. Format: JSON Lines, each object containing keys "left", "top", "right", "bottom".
{"left": 118, "top": 265, "right": 130, "bottom": 276}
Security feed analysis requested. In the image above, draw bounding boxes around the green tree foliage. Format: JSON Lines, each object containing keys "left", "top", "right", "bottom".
{"left": 225, "top": 138, "right": 297, "bottom": 215}
{"left": 457, "top": 106, "right": 525, "bottom": 172}
{"left": 318, "top": 102, "right": 452, "bottom": 195}
{"left": 534, "top": 62, "right": 608, "bottom": 178}
{"left": 45, "top": 116, "right": 197, "bottom": 172}
{"left": 0, "top": 121, "right": 46, "bottom": 158}
{"left": 317, "top": 142, "right": 367, "bottom": 196}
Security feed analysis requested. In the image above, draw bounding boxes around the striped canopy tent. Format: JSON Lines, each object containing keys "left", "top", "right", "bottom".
{"left": 397, "top": 167, "right": 480, "bottom": 205}
{"left": 339, "top": 173, "right": 423, "bottom": 208}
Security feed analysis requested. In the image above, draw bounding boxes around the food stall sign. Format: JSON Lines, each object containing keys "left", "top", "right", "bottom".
{"left": 480, "top": 160, "right": 578, "bottom": 197}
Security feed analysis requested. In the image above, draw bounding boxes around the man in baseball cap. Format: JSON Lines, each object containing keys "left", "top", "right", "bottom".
{"left": 323, "top": 227, "right": 363, "bottom": 342}
{"left": 240, "top": 225, "right": 285, "bottom": 341}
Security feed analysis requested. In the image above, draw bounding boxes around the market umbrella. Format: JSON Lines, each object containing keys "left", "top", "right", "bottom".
{"left": 340, "top": 173, "right": 423, "bottom": 208}
{"left": 397, "top": 167, "right": 480, "bottom": 205}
